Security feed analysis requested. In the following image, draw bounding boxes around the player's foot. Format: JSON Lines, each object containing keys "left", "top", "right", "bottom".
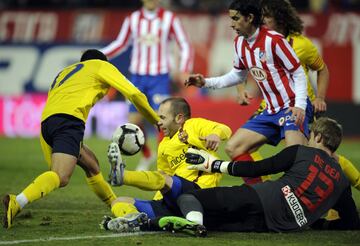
{"left": 100, "top": 212, "right": 148, "bottom": 233}
{"left": 136, "top": 153, "right": 156, "bottom": 171}
{"left": 107, "top": 142, "right": 125, "bottom": 186}
{"left": 158, "top": 216, "right": 207, "bottom": 237}
{"left": 3, "top": 194, "right": 21, "bottom": 229}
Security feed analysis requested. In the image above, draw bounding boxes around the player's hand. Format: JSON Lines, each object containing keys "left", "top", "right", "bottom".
{"left": 107, "top": 142, "right": 120, "bottom": 165}
{"left": 285, "top": 107, "right": 305, "bottom": 126}
{"left": 237, "top": 90, "right": 253, "bottom": 105}
{"left": 313, "top": 97, "right": 327, "bottom": 113}
{"left": 199, "top": 134, "right": 221, "bottom": 151}
{"left": 186, "top": 148, "right": 219, "bottom": 173}
{"left": 184, "top": 74, "right": 205, "bottom": 88}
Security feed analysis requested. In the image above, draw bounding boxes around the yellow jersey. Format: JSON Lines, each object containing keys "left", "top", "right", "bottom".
{"left": 157, "top": 117, "right": 232, "bottom": 189}
{"left": 41, "top": 59, "right": 159, "bottom": 124}
{"left": 258, "top": 34, "right": 326, "bottom": 110}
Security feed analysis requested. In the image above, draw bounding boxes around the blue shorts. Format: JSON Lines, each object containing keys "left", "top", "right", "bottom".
{"left": 242, "top": 99, "right": 313, "bottom": 146}
{"left": 129, "top": 73, "right": 170, "bottom": 112}
{"left": 134, "top": 175, "right": 200, "bottom": 219}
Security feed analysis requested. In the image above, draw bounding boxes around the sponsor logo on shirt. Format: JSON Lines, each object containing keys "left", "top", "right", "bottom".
{"left": 281, "top": 185, "right": 308, "bottom": 227}
{"left": 249, "top": 67, "right": 267, "bottom": 81}
{"left": 139, "top": 34, "right": 160, "bottom": 46}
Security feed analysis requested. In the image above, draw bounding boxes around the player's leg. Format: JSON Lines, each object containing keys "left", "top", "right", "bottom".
{"left": 3, "top": 115, "right": 82, "bottom": 228}
{"left": 107, "top": 142, "right": 166, "bottom": 190}
{"left": 77, "top": 144, "right": 117, "bottom": 207}
{"left": 160, "top": 175, "right": 200, "bottom": 211}
{"left": 103, "top": 197, "right": 173, "bottom": 232}
{"left": 335, "top": 154, "right": 360, "bottom": 191}
{"left": 283, "top": 98, "right": 313, "bottom": 146}
{"left": 225, "top": 127, "right": 268, "bottom": 184}
{"left": 178, "top": 185, "right": 267, "bottom": 232}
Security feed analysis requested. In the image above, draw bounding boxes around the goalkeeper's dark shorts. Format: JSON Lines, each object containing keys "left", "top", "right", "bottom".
{"left": 134, "top": 175, "right": 200, "bottom": 219}
{"left": 41, "top": 113, "right": 85, "bottom": 159}
{"left": 186, "top": 184, "right": 268, "bottom": 232}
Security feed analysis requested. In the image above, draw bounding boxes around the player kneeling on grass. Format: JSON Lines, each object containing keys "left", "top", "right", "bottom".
{"left": 3, "top": 49, "right": 160, "bottom": 229}
{"left": 162, "top": 117, "right": 360, "bottom": 233}
{"left": 100, "top": 97, "right": 231, "bottom": 236}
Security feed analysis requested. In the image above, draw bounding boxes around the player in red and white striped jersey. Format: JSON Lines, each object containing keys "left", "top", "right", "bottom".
{"left": 185, "top": 0, "right": 312, "bottom": 179}
{"left": 101, "top": 0, "right": 193, "bottom": 170}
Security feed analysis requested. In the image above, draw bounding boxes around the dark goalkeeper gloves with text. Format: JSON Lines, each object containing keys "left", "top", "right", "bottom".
{"left": 185, "top": 148, "right": 230, "bottom": 173}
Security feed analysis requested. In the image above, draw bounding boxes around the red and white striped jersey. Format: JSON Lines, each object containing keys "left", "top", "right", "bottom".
{"left": 101, "top": 7, "right": 193, "bottom": 76}
{"left": 233, "top": 27, "right": 307, "bottom": 113}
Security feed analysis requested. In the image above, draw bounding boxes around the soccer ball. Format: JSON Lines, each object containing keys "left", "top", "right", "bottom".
{"left": 112, "top": 123, "right": 145, "bottom": 156}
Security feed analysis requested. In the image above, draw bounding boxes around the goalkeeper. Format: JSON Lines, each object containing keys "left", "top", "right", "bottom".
{"left": 101, "top": 97, "right": 231, "bottom": 234}
{"left": 171, "top": 117, "right": 359, "bottom": 232}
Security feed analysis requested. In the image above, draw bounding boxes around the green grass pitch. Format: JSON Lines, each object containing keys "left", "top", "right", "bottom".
{"left": 0, "top": 136, "right": 359, "bottom": 245}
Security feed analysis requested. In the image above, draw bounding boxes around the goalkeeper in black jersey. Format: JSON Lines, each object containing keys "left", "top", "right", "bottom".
{"left": 161, "top": 117, "right": 359, "bottom": 233}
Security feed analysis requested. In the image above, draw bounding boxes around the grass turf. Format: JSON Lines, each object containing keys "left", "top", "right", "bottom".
{"left": 0, "top": 136, "right": 359, "bottom": 245}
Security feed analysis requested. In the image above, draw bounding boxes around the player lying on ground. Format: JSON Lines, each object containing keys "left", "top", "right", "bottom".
{"left": 100, "top": 118, "right": 359, "bottom": 235}
{"left": 3, "top": 49, "right": 159, "bottom": 229}
{"left": 176, "top": 117, "right": 360, "bottom": 232}
{"left": 101, "top": 97, "right": 231, "bottom": 232}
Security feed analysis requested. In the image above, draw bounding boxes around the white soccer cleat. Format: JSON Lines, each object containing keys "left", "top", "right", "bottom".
{"left": 102, "top": 213, "right": 149, "bottom": 233}
{"left": 107, "top": 142, "right": 125, "bottom": 186}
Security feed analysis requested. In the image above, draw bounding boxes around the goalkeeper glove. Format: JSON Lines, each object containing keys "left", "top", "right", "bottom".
{"left": 185, "top": 148, "right": 229, "bottom": 173}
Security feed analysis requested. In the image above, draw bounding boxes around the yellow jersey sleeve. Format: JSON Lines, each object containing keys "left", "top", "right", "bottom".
{"left": 98, "top": 62, "right": 160, "bottom": 125}
{"left": 157, "top": 118, "right": 232, "bottom": 189}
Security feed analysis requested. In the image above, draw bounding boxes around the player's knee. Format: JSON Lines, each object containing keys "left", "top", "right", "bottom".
{"left": 57, "top": 174, "right": 71, "bottom": 187}
{"left": 225, "top": 141, "right": 237, "bottom": 158}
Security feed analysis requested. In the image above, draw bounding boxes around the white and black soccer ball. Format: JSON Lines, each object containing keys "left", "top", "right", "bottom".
{"left": 112, "top": 123, "right": 145, "bottom": 156}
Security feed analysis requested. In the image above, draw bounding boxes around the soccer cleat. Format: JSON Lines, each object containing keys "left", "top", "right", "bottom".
{"left": 158, "top": 216, "right": 207, "bottom": 237}
{"left": 3, "top": 194, "right": 21, "bottom": 229}
{"left": 135, "top": 153, "right": 156, "bottom": 171}
{"left": 107, "top": 142, "right": 125, "bottom": 186}
{"left": 101, "top": 212, "right": 148, "bottom": 233}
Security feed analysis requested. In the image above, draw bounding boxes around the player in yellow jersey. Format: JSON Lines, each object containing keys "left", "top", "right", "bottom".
{"left": 3, "top": 49, "right": 160, "bottom": 229}
{"left": 100, "top": 97, "right": 231, "bottom": 232}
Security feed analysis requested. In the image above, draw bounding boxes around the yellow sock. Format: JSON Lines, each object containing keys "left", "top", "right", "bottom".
{"left": 86, "top": 172, "right": 117, "bottom": 207}
{"left": 338, "top": 155, "right": 360, "bottom": 191}
{"left": 22, "top": 171, "right": 60, "bottom": 203}
{"left": 111, "top": 202, "right": 139, "bottom": 217}
{"left": 250, "top": 151, "right": 271, "bottom": 181}
{"left": 123, "top": 170, "right": 165, "bottom": 191}
{"left": 325, "top": 209, "right": 340, "bottom": 221}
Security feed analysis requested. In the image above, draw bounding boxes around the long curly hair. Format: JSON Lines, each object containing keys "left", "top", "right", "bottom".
{"left": 261, "top": 0, "right": 303, "bottom": 36}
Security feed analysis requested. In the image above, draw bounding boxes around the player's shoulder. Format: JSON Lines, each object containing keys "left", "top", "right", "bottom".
{"left": 289, "top": 34, "right": 314, "bottom": 48}
{"left": 262, "top": 26, "right": 284, "bottom": 40}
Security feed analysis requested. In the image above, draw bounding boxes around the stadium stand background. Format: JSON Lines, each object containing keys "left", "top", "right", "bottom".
{"left": 0, "top": 0, "right": 359, "bottom": 137}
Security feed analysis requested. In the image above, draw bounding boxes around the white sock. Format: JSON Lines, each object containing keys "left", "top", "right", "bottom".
{"left": 186, "top": 211, "right": 203, "bottom": 225}
{"left": 16, "top": 193, "right": 29, "bottom": 209}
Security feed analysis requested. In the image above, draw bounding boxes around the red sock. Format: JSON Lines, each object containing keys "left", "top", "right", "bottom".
{"left": 142, "top": 144, "right": 151, "bottom": 158}
{"left": 157, "top": 130, "right": 165, "bottom": 143}
{"left": 233, "top": 153, "right": 263, "bottom": 185}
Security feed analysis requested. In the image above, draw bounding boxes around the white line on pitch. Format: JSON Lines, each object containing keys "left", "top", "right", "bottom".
{"left": 0, "top": 232, "right": 159, "bottom": 245}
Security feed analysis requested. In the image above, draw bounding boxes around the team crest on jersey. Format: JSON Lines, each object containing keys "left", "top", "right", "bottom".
{"left": 249, "top": 67, "right": 267, "bottom": 81}
{"left": 259, "top": 51, "right": 267, "bottom": 62}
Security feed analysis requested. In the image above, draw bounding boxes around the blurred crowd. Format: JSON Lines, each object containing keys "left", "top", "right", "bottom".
{"left": 1, "top": 0, "right": 360, "bottom": 12}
